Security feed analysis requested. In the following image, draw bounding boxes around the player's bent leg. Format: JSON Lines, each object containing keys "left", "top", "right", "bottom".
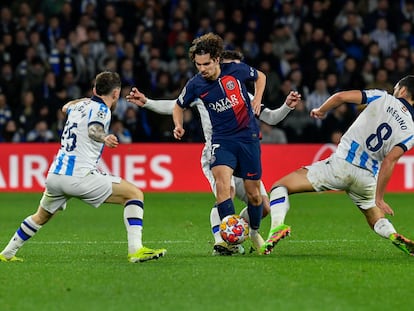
{"left": 107, "top": 179, "right": 166, "bottom": 262}
{"left": 106, "top": 179, "right": 143, "bottom": 205}
{"left": 263, "top": 168, "right": 314, "bottom": 255}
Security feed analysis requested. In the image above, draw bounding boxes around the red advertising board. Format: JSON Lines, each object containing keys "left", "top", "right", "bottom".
{"left": 1, "top": 143, "right": 414, "bottom": 192}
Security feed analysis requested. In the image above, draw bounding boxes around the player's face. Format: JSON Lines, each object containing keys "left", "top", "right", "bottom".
{"left": 194, "top": 54, "right": 220, "bottom": 80}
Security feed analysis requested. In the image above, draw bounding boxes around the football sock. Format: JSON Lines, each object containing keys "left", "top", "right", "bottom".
{"left": 1, "top": 216, "right": 41, "bottom": 258}
{"left": 210, "top": 204, "right": 223, "bottom": 244}
{"left": 269, "top": 186, "right": 290, "bottom": 228}
{"left": 217, "top": 198, "right": 235, "bottom": 220}
{"left": 373, "top": 218, "right": 396, "bottom": 239}
{"left": 239, "top": 207, "right": 249, "bottom": 223}
{"left": 124, "top": 200, "right": 144, "bottom": 254}
{"left": 247, "top": 202, "right": 263, "bottom": 230}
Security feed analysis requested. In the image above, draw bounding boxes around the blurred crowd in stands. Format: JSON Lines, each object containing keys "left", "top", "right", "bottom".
{"left": 1, "top": 0, "right": 414, "bottom": 144}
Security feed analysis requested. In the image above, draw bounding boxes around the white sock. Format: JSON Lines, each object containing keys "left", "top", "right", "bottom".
{"left": 269, "top": 186, "right": 290, "bottom": 228}
{"left": 124, "top": 200, "right": 144, "bottom": 254}
{"left": 373, "top": 218, "right": 396, "bottom": 239}
{"left": 210, "top": 205, "right": 223, "bottom": 244}
{"left": 1, "top": 216, "right": 42, "bottom": 258}
{"left": 239, "top": 207, "right": 249, "bottom": 223}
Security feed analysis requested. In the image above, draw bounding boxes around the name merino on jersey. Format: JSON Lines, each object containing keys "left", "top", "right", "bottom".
{"left": 386, "top": 106, "right": 408, "bottom": 130}
{"left": 49, "top": 96, "right": 111, "bottom": 177}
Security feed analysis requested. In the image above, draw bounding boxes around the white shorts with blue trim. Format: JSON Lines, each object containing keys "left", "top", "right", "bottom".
{"left": 306, "top": 154, "right": 376, "bottom": 210}
{"left": 40, "top": 170, "right": 121, "bottom": 213}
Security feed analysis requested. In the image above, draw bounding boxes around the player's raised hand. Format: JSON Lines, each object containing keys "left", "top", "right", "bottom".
{"left": 62, "top": 97, "right": 88, "bottom": 113}
{"left": 376, "top": 199, "right": 395, "bottom": 216}
{"left": 126, "top": 87, "right": 147, "bottom": 107}
{"left": 251, "top": 97, "right": 262, "bottom": 116}
{"left": 104, "top": 134, "right": 119, "bottom": 148}
{"left": 285, "top": 91, "right": 301, "bottom": 109}
{"left": 310, "top": 107, "right": 327, "bottom": 119}
{"left": 173, "top": 126, "right": 185, "bottom": 140}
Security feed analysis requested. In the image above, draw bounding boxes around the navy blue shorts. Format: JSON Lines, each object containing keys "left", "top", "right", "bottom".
{"left": 210, "top": 139, "right": 262, "bottom": 180}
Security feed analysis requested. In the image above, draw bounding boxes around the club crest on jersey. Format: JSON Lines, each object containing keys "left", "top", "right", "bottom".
{"left": 226, "top": 80, "right": 235, "bottom": 91}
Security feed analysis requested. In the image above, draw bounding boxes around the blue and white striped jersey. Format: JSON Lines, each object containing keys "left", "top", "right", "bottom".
{"left": 336, "top": 89, "right": 414, "bottom": 176}
{"left": 49, "top": 96, "right": 111, "bottom": 177}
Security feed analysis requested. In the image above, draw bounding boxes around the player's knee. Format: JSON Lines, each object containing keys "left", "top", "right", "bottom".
{"left": 122, "top": 182, "right": 144, "bottom": 202}
{"left": 128, "top": 187, "right": 143, "bottom": 201}
{"left": 247, "top": 192, "right": 262, "bottom": 206}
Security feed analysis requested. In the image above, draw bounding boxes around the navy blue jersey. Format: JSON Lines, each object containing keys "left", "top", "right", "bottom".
{"left": 177, "top": 62, "right": 260, "bottom": 142}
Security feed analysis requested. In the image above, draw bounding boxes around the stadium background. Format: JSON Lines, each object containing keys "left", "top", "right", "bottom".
{"left": 2, "top": 3, "right": 414, "bottom": 309}
{"left": 1, "top": 0, "right": 414, "bottom": 145}
{"left": 1, "top": 0, "right": 414, "bottom": 192}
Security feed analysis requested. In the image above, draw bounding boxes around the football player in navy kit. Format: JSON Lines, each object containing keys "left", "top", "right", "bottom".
{"left": 172, "top": 33, "right": 267, "bottom": 252}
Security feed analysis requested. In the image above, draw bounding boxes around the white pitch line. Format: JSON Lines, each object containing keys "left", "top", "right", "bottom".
{"left": 25, "top": 239, "right": 366, "bottom": 245}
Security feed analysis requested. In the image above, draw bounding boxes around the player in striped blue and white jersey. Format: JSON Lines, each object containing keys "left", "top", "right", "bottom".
{"left": 263, "top": 75, "right": 414, "bottom": 256}
{"left": 0, "top": 71, "right": 166, "bottom": 263}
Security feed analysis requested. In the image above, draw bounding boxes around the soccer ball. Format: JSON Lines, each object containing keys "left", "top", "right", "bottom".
{"left": 219, "top": 214, "right": 249, "bottom": 245}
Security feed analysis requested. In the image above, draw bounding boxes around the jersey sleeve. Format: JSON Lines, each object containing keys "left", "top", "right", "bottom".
{"left": 177, "top": 78, "right": 197, "bottom": 109}
{"left": 145, "top": 99, "right": 175, "bottom": 115}
{"left": 88, "top": 102, "right": 111, "bottom": 129}
{"left": 362, "top": 89, "right": 388, "bottom": 105}
{"left": 230, "top": 62, "right": 258, "bottom": 82}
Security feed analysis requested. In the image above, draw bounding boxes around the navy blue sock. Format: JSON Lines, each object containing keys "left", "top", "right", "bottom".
{"left": 217, "top": 198, "right": 235, "bottom": 220}
{"left": 248, "top": 202, "right": 263, "bottom": 230}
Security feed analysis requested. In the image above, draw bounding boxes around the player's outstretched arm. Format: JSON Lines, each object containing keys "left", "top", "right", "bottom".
{"left": 375, "top": 146, "right": 405, "bottom": 216}
{"left": 126, "top": 87, "right": 176, "bottom": 115}
{"left": 310, "top": 90, "right": 363, "bottom": 119}
{"left": 251, "top": 70, "right": 266, "bottom": 115}
{"left": 259, "top": 91, "right": 301, "bottom": 125}
{"left": 172, "top": 104, "right": 185, "bottom": 140}
{"left": 62, "top": 98, "right": 89, "bottom": 114}
{"left": 126, "top": 87, "right": 146, "bottom": 106}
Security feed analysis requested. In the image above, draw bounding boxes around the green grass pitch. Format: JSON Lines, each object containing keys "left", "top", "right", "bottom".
{"left": 1, "top": 192, "right": 414, "bottom": 311}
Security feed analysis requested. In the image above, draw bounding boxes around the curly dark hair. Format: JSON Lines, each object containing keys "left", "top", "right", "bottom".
{"left": 188, "top": 33, "right": 224, "bottom": 62}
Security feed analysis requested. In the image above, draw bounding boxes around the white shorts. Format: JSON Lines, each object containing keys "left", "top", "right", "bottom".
{"left": 40, "top": 170, "right": 121, "bottom": 213}
{"left": 201, "top": 145, "right": 267, "bottom": 204}
{"left": 306, "top": 154, "right": 376, "bottom": 210}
